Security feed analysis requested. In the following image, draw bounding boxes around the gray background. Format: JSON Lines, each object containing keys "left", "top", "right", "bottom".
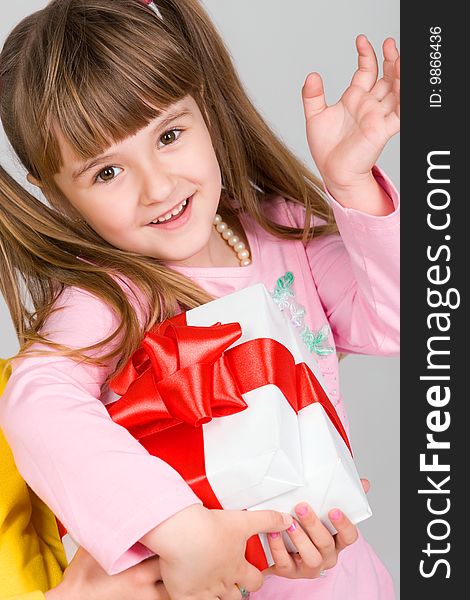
{"left": 0, "top": 0, "right": 400, "bottom": 594}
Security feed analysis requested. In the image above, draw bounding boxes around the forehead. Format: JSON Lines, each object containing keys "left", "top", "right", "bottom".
{"left": 54, "top": 95, "right": 200, "bottom": 174}
{"left": 53, "top": 126, "right": 80, "bottom": 166}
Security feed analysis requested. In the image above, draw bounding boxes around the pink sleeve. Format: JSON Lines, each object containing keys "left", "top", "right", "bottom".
{"left": 0, "top": 286, "right": 202, "bottom": 574}
{"left": 288, "top": 165, "right": 400, "bottom": 355}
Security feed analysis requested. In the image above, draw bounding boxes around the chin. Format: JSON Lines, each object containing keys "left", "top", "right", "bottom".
{"left": 165, "top": 240, "right": 213, "bottom": 265}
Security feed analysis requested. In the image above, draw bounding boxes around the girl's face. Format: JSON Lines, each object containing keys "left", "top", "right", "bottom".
{"left": 52, "top": 95, "right": 224, "bottom": 267}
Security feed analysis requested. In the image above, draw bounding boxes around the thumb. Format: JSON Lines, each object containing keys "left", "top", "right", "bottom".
{"left": 242, "top": 509, "right": 293, "bottom": 537}
{"left": 302, "top": 72, "right": 328, "bottom": 121}
{"left": 361, "top": 478, "right": 371, "bottom": 494}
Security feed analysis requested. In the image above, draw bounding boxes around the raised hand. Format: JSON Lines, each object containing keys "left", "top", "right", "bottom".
{"left": 302, "top": 36, "right": 400, "bottom": 200}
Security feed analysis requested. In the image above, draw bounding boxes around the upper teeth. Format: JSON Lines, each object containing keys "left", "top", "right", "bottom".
{"left": 151, "top": 199, "right": 188, "bottom": 223}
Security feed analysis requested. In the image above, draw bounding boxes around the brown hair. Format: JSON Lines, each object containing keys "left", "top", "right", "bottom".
{"left": 0, "top": 0, "right": 337, "bottom": 382}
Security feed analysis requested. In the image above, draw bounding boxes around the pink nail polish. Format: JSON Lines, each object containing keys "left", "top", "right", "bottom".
{"left": 287, "top": 522, "right": 297, "bottom": 533}
{"left": 330, "top": 509, "right": 342, "bottom": 521}
{"left": 269, "top": 532, "right": 280, "bottom": 539}
{"left": 295, "top": 504, "right": 308, "bottom": 517}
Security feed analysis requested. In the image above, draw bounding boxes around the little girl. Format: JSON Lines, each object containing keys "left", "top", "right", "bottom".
{"left": 0, "top": 0, "right": 399, "bottom": 599}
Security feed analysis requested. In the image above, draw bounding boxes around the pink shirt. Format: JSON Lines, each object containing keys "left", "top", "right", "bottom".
{"left": 0, "top": 166, "right": 399, "bottom": 598}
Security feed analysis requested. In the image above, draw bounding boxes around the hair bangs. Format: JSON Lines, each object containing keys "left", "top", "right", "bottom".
{"left": 31, "top": 0, "right": 202, "bottom": 174}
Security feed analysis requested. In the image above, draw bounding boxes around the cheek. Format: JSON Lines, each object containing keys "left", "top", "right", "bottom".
{"left": 85, "top": 192, "right": 135, "bottom": 234}
{"left": 199, "top": 141, "right": 222, "bottom": 190}
{"left": 187, "top": 127, "right": 222, "bottom": 189}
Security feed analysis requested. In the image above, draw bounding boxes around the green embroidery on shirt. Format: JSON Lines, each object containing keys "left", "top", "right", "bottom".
{"left": 300, "top": 324, "right": 335, "bottom": 356}
{"left": 270, "top": 272, "right": 295, "bottom": 308}
{"left": 270, "top": 271, "right": 335, "bottom": 357}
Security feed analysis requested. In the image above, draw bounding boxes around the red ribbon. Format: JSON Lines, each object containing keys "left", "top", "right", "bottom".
{"left": 107, "top": 313, "right": 351, "bottom": 570}
{"left": 110, "top": 314, "right": 248, "bottom": 435}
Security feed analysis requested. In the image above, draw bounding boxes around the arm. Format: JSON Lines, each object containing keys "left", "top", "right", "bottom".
{"left": 0, "top": 379, "right": 168, "bottom": 600}
{"left": 284, "top": 165, "right": 399, "bottom": 355}
{"left": 0, "top": 290, "right": 201, "bottom": 575}
{"left": 311, "top": 165, "right": 399, "bottom": 355}
{"left": 295, "top": 36, "right": 399, "bottom": 355}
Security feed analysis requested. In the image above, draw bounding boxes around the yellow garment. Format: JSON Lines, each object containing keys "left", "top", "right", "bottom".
{"left": 0, "top": 360, "right": 67, "bottom": 599}
{"left": 4, "top": 595, "right": 45, "bottom": 600}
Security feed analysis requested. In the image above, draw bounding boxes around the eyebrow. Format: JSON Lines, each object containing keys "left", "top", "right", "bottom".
{"left": 71, "top": 109, "right": 192, "bottom": 180}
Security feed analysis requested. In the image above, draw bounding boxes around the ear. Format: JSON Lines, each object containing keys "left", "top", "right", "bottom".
{"left": 26, "top": 173, "right": 43, "bottom": 188}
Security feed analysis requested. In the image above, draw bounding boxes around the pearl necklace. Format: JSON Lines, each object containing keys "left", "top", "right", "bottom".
{"left": 213, "top": 214, "right": 251, "bottom": 267}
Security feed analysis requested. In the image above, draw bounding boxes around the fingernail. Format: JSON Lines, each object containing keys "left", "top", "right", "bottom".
{"left": 295, "top": 504, "right": 308, "bottom": 517}
{"left": 269, "top": 532, "right": 280, "bottom": 539}
{"left": 287, "top": 521, "right": 297, "bottom": 533}
{"left": 330, "top": 509, "right": 342, "bottom": 521}
{"left": 282, "top": 513, "right": 293, "bottom": 528}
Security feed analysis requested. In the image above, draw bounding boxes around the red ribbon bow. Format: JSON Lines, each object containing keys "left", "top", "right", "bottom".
{"left": 109, "top": 314, "right": 249, "bottom": 435}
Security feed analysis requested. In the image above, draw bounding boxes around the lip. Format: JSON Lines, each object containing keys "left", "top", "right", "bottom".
{"left": 146, "top": 194, "right": 194, "bottom": 231}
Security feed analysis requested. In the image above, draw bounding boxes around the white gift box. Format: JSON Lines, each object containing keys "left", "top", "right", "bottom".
{"left": 107, "top": 282, "right": 371, "bottom": 565}
{"left": 183, "top": 283, "right": 371, "bottom": 560}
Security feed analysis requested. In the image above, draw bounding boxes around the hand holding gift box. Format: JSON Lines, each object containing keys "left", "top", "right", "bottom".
{"left": 107, "top": 284, "right": 371, "bottom": 569}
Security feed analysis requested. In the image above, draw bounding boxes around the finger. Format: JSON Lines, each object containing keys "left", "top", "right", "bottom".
{"left": 371, "top": 38, "right": 399, "bottom": 100}
{"left": 265, "top": 531, "right": 297, "bottom": 577}
{"left": 242, "top": 509, "right": 293, "bottom": 537}
{"left": 237, "top": 561, "right": 264, "bottom": 593}
{"left": 221, "top": 585, "right": 249, "bottom": 600}
{"left": 294, "top": 504, "right": 336, "bottom": 567}
{"left": 350, "top": 34, "right": 379, "bottom": 92}
{"left": 391, "top": 56, "right": 400, "bottom": 123}
{"left": 393, "top": 56, "right": 400, "bottom": 95}
{"left": 384, "top": 109, "right": 400, "bottom": 136}
{"left": 302, "top": 72, "right": 328, "bottom": 121}
{"left": 382, "top": 79, "right": 400, "bottom": 133}
{"left": 379, "top": 89, "right": 399, "bottom": 116}
{"left": 330, "top": 509, "right": 359, "bottom": 552}
{"left": 285, "top": 519, "right": 323, "bottom": 571}
{"left": 220, "top": 588, "right": 242, "bottom": 600}
{"left": 361, "top": 478, "right": 371, "bottom": 494}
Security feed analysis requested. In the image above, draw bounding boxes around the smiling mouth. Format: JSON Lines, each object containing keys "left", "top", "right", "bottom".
{"left": 148, "top": 197, "right": 191, "bottom": 225}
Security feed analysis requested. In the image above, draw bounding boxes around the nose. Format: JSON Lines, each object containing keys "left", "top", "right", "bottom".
{"left": 138, "top": 162, "right": 177, "bottom": 206}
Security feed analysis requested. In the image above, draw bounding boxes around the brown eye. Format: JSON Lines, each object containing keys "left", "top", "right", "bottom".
{"left": 161, "top": 130, "right": 176, "bottom": 145}
{"left": 158, "top": 128, "right": 183, "bottom": 148}
{"left": 95, "top": 166, "right": 121, "bottom": 184}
